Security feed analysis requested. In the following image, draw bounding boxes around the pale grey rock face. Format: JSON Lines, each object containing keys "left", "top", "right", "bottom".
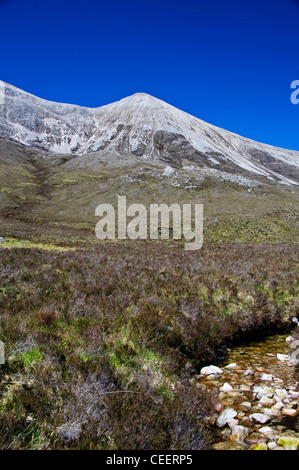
{"left": 0, "top": 83, "right": 98, "bottom": 154}
{"left": 0, "top": 82, "right": 299, "bottom": 185}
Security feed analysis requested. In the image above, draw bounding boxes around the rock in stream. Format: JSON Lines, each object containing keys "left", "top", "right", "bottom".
{"left": 196, "top": 331, "right": 299, "bottom": 450}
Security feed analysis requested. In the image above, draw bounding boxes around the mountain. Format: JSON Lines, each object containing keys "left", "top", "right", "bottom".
{"left": 1, "top": 82, "right": 298, "bottom": 185}
{"left": 0, "top": 82, "right": 298, "bottom": 242}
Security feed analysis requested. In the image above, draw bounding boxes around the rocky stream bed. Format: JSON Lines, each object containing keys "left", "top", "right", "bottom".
{"left": 195, "top": 328, "right": 299, "bottom": 450}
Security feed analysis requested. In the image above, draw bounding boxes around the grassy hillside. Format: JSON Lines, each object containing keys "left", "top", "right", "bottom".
{"left": 0, "top": 138, "right": 298, "bottom": 246}
{"left": 0, "top": 241, "right": 298, "bottom": 449}
{"left": 0, "top": 138, "right": 298, "bottom": 449}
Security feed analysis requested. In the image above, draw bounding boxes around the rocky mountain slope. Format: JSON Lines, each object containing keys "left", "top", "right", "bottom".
{"left": 0, "top": 82, "right": 298, "bottom": 240}
{"left": 0, "top": 82, "right": 298, "bottom": 186}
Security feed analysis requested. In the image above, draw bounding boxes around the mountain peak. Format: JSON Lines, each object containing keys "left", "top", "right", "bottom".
{"left": 116, "top": 92, "right": 168, "bottom": 108}
{"left": 0, "top": 82, "right": 298, "bottom": 185}
{"left": 129, "top": 92, "right": 155, "bottom": 98}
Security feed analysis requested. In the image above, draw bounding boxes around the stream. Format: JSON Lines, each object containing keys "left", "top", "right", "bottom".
{"left": 196, "top": 329, "right": 299, "bottom": 450}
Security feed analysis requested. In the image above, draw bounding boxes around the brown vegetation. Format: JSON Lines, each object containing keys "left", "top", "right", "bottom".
{"left": 0, "top": 241, "right": 298, "bottom": 449}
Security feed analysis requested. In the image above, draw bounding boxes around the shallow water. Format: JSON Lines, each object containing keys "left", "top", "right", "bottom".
{"left": 197, "top": 331, "right": 299, "bottom": 450}
{"left": 222, "top": 334, "right": 298, "bottom": 388}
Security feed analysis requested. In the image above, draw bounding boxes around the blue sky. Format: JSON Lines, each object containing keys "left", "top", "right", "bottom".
{"left": 1, "top": 0, "right": 299, "bottom": 150}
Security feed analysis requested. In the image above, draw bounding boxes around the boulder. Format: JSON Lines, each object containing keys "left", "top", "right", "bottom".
{"left": 225, "top": 363, "right": 237, "bottom": 369}
{"left": 281, "top": 408, "right": 297, "bottom": 417}
{"left": 250, "top": 443, "right": 268, "bottom": 450}
{"left": 200, "top": 365, "right": 223, "bottom": 376}
{"left": 259, "top": 396, "right": 276, "bottom": 407}
{"left": 261, "top": 373, "right": 273, "bottom": 382}
{"left": 217, "top": 408, "right": 237, "bottom": 428}
{"left": 277, "top": 353, "right": 288, "bottom": 362}
{"left": 277, "top": 436, "right": 299, "bottom": 450}
{"left": 249, "top": 413, "right": 271, "bottom": 424}
{"left": 258, "top": 426, "right": 275, "bottom": 435}
{"left": 230, "top": 425, "right": 249, "bottom": 442}
{"left": 220, "top": 383, "right": 233, "bottom": 392}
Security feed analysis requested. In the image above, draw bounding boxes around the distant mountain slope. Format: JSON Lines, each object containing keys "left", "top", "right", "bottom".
{"left": 0, "top": 82, "right": 298, "bottom": 185}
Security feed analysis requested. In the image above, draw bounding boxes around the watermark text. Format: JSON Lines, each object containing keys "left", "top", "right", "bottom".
{"left": 291, "top": 80, "right": 299, "bottom": 105}
{"left": 95, "top": 196, "right": 203, "bottom": 251}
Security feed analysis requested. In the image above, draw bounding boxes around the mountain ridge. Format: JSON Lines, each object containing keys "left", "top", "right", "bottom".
{"left": 0, "top": 81, "right": 299, "bottom": 186}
